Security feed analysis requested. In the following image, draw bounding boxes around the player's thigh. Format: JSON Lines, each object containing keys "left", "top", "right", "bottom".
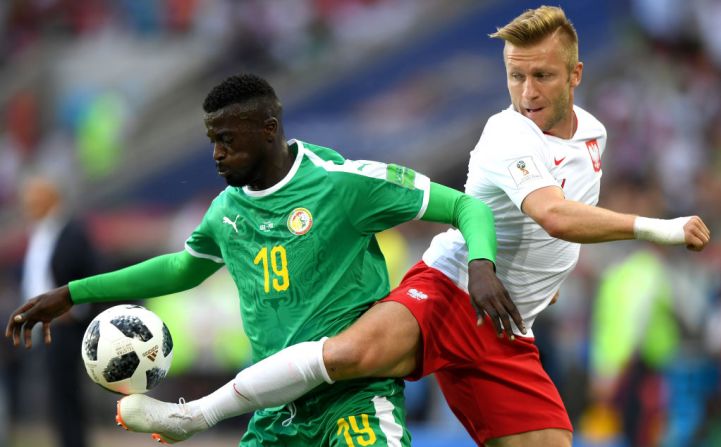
{"left": 434, "top": 326, "right": 572, "bottom": 443}
{"left": 485, "top": 428, "right": 572, "bottom": 447}
{"left": 325, "top": 386, "right": 411, "bottom": 447}
{"left": 325, "top": 301, "right": 420, "bottom": 380}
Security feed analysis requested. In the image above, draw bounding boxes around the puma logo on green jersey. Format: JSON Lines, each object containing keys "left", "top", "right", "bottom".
{"left": 223, "top": 215, "right": 240, "bottom": 233}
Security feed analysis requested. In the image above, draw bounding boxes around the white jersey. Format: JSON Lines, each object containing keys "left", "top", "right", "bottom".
{"left": 423, "top": 105, "right": 606, "bottom": 335}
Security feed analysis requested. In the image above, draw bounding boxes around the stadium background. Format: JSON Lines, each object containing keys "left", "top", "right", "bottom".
{"left": 1, "top": 0, "right": 720, "bottom": 446}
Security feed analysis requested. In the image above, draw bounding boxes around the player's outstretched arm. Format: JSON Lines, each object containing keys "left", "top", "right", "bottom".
{"left": 69, "top": 250, "right": 222, "bottom": 304}
{"left": 6, "top": 251, "right": 222, "bottom": 348}
{"left": 521, "top": 186, "right": 711, "bottom": 250}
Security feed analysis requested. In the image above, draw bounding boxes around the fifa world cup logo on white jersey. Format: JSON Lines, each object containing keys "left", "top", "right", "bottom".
{"left": 516, "top": 160, "right": 529, "bottom": 176}
{"left": 223, "top": 215, "right": 240, "bottom": 233}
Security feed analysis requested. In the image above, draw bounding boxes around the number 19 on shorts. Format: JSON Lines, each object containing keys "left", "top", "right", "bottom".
{"left": 253, "top": 245, "right": 289, "bottom": 293}
{"left": 337, "top": 415, "right": 377, "bottom": 446}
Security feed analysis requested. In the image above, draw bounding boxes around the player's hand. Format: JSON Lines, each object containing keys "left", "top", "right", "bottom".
{"left": 683, "top": 216, "right": 711, "bottom": 252}
{"left": 5, "top": 285, "right": 74, "bottom": 348}
{"left": 467, "top": 259, "right": 526, "bottom": 340}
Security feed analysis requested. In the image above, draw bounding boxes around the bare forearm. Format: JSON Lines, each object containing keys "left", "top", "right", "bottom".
{"left": 540, "top": 200, "right": 636, "bottom": 243}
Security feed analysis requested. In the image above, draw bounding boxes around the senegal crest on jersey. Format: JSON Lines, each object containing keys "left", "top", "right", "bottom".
{"left": 287, "top": 207, "right": 313, "bottom": 235}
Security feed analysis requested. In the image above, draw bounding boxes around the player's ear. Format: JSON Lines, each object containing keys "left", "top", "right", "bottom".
{"left": 570, "top": 61, "right": 583, "bottom": 88}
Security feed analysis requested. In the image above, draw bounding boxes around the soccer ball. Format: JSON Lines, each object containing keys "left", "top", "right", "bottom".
{"left": 81, "top": 304, "right": 173, "bottom": 394}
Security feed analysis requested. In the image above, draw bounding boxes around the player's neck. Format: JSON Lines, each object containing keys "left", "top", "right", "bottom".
{"left": 250, "top": 143, "right": 296, "bottom": 190}
{"left": 544, "top": 110, "right": 577, "bottom": 139}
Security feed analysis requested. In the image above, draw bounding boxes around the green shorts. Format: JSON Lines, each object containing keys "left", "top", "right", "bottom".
{"left": 239, "top": 378, "right": 411, "bottom": 446}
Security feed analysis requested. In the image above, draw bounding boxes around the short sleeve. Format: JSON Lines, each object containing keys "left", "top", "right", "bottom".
{"left": 331, "top": 160, "right": 431, "bottom": 234}
{"left": 184, "top": 198, "right": 224, "bottom": 264}
{"left": 465, "top": 111, "right": 558, "bottom": 209}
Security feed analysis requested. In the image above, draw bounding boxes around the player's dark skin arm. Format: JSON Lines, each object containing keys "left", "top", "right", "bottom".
{"left": 468, "top": 259, "right": 524, "bottom": 338}
{"left": 423, "top": 183, "right": 524, "bottom": 338}
{"left": 5, "top": 285, "right": 73, "bottom": 348}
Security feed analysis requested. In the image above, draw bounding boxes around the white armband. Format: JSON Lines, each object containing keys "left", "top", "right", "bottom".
{"left": 633, "top": 216, "right": 690, "bottom": 245}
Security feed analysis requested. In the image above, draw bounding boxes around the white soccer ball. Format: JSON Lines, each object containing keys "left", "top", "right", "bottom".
{"left": 81, "top": 304, "right": 173, "bottom": 394}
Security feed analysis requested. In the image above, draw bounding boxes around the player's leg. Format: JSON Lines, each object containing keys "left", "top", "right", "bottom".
{"left": 323, "top": 260, "right": 454, "bottom": 382}
{"left": 115, "top": 310, "right": 415, "bottom": 444}
{"left": 116, "top": 262, "right": 432, "bottom": 441}
{"left": 116, "top": 339, "right": 333, "bottom": 442}
{"left": 434, "top": 368, "right": 572, "bottom": 447}
{"left": 382, "top": 261, "right": 575, "bottom": 445}
{"left": 432, "top": 312, "right": 574, "bottom": 446}
{"left": 322, "top": 300, "right": 421, "bottom": 380}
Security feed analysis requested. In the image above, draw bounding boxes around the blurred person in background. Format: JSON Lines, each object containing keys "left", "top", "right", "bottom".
{"left": 583, "top": 246, "right": 677, "bottom": 447}
{"left": 695, "top": 286, "right": 721, "bottom": 446}
{"left": 577, "top": 9, "right": 721, "bottom": 443}
{"left": 71, "top": 6, "right": 709, "bottom": 447}
{"left": 18, "top": 174, "right": 99, "bottom": 447}
{"left": 7, "top": 73, "right": 508, "bottom": 446}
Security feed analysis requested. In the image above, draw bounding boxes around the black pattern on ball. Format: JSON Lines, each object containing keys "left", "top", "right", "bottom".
{"left": 110, "top": 315, "right": 153, "bottom": 342}
{"left": 161, "top": 323, "right": 173, "bottom": 356}
{"left": 103, "top": 352, "right": 140, "bottom": 382}
{"left": 84, "top": 320, "right": 100, "bottom": 361}
{"left": 146, "top": 367, "right": 167, "bottom": 390}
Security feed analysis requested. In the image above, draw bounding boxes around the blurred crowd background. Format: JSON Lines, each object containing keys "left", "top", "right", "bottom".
{"left": 1, "top": 0, "right": 720, "bottom": 446}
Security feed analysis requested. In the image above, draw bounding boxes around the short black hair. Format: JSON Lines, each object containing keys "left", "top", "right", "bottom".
{"left": 202, "top": 73, "right": 280, "bottom": 114}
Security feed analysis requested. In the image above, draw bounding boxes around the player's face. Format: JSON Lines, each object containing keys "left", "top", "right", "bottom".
{"left": 504, "top": 32, "right": 583, "bottom": 138}
{"left": 204, "top": 104, "right": 272, "bottom": 188}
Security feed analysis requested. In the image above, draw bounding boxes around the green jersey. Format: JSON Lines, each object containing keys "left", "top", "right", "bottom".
{"left": 185, "top": 140, "right": 430, "bottom": 363}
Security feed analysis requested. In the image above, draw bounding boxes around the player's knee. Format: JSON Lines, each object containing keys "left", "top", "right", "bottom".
{"left": 322, "top": 302, "right": 420, "bottom": 380}
{"left": 323, "top": 336, "right": 379, "bottom": 381}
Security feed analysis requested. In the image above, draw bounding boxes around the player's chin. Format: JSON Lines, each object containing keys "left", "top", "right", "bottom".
{"left": 223, "top": 174, "right": 246, "bottom": 187}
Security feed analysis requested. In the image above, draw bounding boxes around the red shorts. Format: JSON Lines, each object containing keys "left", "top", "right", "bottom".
{"left": 380, "top": 261, "right": 572, "bottom": 444}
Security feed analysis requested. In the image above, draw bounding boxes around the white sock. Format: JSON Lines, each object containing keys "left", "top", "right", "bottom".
{"left": 195, "top": 338, "right": 333, "bottom": 426}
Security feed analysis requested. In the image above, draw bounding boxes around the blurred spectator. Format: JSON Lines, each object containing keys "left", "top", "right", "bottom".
{"left": 17, "top": 173, "right": 100, "bottom": 447}
{"left": 577, "top": 170, "right": 720, "bottom": 447}
{"left": 5, "top": 90, "right": 40, "bottom": 159}
{"left": 583, "top": 247, "right": 677, "bottom": 447}
{"left": 695, "top": 286, "right": 721, "bottom": 446}
{"left": 75, "top": 91, "right": 128, "bottom": 180}
{"left": 0, "top": 90, "right": 40, "bottom": 205}
{"left": 0, "top": 274, "right": 21, "bottom": 447}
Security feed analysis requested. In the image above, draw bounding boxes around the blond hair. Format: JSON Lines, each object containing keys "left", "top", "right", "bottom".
{"left": 489, "top": 5, "right": 579, "bottom": 70}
